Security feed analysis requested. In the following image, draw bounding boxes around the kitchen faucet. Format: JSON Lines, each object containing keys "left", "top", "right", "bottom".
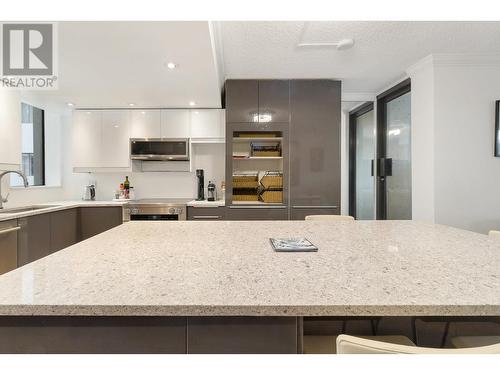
{"left": 0, "top": 170, "right": 29, "bottom": 209}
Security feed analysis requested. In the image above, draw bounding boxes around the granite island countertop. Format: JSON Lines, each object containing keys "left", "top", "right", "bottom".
{"left": 0, "top": 220, "right": 499, "bottom": 317}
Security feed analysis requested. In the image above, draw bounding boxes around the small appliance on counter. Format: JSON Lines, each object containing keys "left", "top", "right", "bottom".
{"left": 82, "top": 184, "right": 96, "bottom": 201}
{"left": 207, "top": 180, "right": 217, "bottom": 201}
{"left": 196, "top": 169, "right": 205, "bottom": 201}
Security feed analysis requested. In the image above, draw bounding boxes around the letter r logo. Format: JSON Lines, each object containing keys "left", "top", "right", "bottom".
{"left": 2, "top": 24, "right": 53, "bottom": 76}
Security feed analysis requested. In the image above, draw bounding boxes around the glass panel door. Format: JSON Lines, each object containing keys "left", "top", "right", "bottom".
{"left": 376, "top": 79, "right": 412, "bottom": 220}
{"left": 385, "top": 91, "right": 412, "bottom": 219}
{"left": 349, "top": 103, "right": 375, "bottom": 220}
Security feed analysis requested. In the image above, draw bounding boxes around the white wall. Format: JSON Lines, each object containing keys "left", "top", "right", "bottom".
{"left": 434, "top": 59, "right": 500, "bottom": 233}
{"left": 407, "top": 56, "right": 435, "bottom": 223}
{"left": 0, "top": 94, "right": 67, "bottom": 208}
{"left": 409, "top": 54, "right": 500, "bottom": 233}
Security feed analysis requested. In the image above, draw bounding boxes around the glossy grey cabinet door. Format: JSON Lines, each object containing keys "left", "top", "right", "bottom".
{"left": 226, "top": 207, "right": 288, "bottom": 220}
{"left": 187, "top": 207, "right": 225, "bottom": 220}
{"left": 225, "top": 80, "right": 258, "bottom": 123}
{"left": 80, "top": 207, "right": 123, "bottom": 241}
{"left": 290, "top": 80, "right": 341, "bottom": 210}
{"left": 50, "top": 208, "right": 79, "bottom": 252}
{"left": 258, "top": 80, "right": 290, "bottom": 123}
{"left": 187, "top": 317, "right": 298, "bottom": 354}
{"left": 0, "top": 220, "right": 18, "bottom": 275}
{"left": 18, "top": 213, "right": 52, "bottom": 266}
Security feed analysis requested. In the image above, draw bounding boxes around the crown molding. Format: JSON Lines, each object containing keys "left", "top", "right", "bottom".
{"left": 433, "top": 54, "right": 500, "bottom": 67}
{"left": 407, "top": 53, "right": 500, "bottom": 75}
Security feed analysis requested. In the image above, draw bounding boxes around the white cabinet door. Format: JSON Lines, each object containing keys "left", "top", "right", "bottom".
{"left": 72, "top": 111, "right": 102, "bottom": 168}
{"left": 190, "top": 109, "right": 225, "bottom": 140}
{"left": 0, "top": 90, "right": 21, "bottom": 167}
{"left": 101, "top": 110, "right": 131, "bottom": 168}
{"left": 161, "top": 109, "right": 190, "bottom": 138}
{"left": 130, "top": 110, "right": 161, "bottom": 138}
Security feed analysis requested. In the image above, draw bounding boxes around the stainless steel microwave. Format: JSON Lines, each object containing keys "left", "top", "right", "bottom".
{"left": 130, "top": 138, "right": 190, "bottom": 161}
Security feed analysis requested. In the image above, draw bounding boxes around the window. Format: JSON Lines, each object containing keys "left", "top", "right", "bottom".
{"left": 11, "top": 103, "right": 45, "bottom": 186}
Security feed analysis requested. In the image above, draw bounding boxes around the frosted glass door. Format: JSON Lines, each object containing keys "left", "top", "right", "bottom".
{"left": 355, "top": 110, "right": 375, "bottom": 219}
{"left": 385, "top": 91, "right": 411, "bottom": 219}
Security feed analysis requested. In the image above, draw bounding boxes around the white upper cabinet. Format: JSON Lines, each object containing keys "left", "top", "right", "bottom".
{"left": 190, "top": 109, "right": 225, "bottom": 142}
{"left": 130, "top": 110, "right": 161, "bottom": 139}
{"left": 72, "top": 110, "right": 102, "bottom": 168}
{"left": 0, "top": 90, "right": 21, "bottom": 167}
{"left": 101, "top": 110, "right": 131, "bottom": 168}
{"left": 161, "top": 109, "right": 190, "bottom": 138}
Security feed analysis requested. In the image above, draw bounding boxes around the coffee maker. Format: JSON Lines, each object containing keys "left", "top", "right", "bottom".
{"left": 196, "top": 169, "right": 205, "bottom": 201}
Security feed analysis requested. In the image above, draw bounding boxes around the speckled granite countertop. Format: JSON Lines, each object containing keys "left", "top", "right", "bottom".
{"left": 0, "top": 220, "right": 498, "bottom": 316}
{"left": 0, "top": 200, "right": 127, "bottom": 222}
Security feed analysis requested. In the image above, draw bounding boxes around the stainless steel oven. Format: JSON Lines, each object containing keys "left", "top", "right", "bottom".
{"left": 130, "top": 138, "right": 189, "bottom": 161}
{"left": 123, "top": 199, "right": 187, "bottom": 221}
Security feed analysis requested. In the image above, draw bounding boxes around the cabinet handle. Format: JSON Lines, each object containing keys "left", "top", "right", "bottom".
{"left": 192, "top": 215, "right": 221, "bottom": 219}
{"left": 0, "top": 226, "right": 21, "bottom": 236}
{"left": 229, "top": 206, "right": 287, "bottom": 209}
{"left": 292, "top": 205, "right": 338, "bottom": 209}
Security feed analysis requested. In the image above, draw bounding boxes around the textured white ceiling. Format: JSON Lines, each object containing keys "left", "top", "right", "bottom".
{"left": 23, "top": 21, "right": 221, "bottom": 109}
{"left": 220, "top": 21, "right": 500, "bottom": 93}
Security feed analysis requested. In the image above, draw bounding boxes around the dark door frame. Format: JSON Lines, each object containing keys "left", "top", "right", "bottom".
{"left": 348, "top": 102, "right": 374, "bottom": 218}
{"left": 375, "top": 78, "right": 411, "bottom": 220}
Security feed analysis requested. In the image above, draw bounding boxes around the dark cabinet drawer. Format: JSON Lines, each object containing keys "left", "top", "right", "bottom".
{"left": 227, "top": 206, "right": 288, "bottom": 220}
{"left": 187, "top": 207, "right": 225, "bottom": 220}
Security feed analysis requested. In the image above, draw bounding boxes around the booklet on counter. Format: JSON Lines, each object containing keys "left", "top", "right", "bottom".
{"left": 269, "top": 238, "right": 318, "bottom": 252}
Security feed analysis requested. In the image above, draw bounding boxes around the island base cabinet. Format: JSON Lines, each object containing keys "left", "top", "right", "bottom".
{"left": 187, "top": 317, "right": 299, "bottom": 354}
{"left": 0, "top": 317, "right": 186, "bottom": 354}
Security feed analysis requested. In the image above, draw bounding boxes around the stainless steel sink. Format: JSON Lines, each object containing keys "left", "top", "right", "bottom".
{"left": 0, "top": 205, "right": 62, "bottom": 215}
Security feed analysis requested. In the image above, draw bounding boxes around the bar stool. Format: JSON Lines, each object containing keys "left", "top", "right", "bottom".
{"left": 336, "top": 334, "right": 500, "bottom": 354}
{"left": 305, "top": 215, "right": 355, "bottom": 221}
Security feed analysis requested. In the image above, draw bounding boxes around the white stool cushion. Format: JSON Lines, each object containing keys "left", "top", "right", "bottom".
{"left": 451, "top": 336, "right": 500, "bottom": 348}
{"left": 304, "top": 335, "right": 414, "bottom": 354}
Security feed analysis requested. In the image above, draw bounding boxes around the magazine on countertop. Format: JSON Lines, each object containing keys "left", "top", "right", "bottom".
{"left": 269, "top": 238, "right": 318, "bottom": 252}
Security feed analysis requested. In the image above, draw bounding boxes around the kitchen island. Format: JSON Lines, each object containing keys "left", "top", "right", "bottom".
{"left": 0, "top": 220, "right": 499, "bottom": 353}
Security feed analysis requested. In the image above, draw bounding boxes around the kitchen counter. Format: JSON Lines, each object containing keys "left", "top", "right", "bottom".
{"left": 0, "top": 200, "right": 127, "bottom": 222}
{"left": 0, "top": 220, "right": 499, "bottom": 317}
{"left": 187, "top": 199, "right": 225, "bottom": 207}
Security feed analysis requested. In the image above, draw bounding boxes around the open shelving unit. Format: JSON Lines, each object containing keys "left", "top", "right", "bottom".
{"left": 228, "top": 129, "right": 287, "bottom": 206}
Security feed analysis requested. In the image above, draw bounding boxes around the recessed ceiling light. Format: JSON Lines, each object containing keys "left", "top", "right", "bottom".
{"left": 128, "top": 103, "right": 135, "bottom": 107}
{"left": 189, "top": 101, "right": 196, "bottom": 107}
{"left": 67, "top": 102, "right": 74, "bottom": 107}
{"left": 166, "top": 62, "right": 177, "bottom": 69}
{"left": 193, "top": 111, "right": 199, "bottom": 115}
{"left": 141, "top": 111, "right": 146, "bottom": 115}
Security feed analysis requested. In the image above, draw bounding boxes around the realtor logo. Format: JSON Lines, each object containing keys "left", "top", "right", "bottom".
{"left": 1, "top": 23, "right": 58, "bottom": 89}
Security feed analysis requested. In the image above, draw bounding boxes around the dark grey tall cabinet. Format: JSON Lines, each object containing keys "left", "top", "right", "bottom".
{"left": 289, "top": 80, "right": 341, "bottom": 220}
{"left": 224, "top": 79, "right": 341, "bottom": 220}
